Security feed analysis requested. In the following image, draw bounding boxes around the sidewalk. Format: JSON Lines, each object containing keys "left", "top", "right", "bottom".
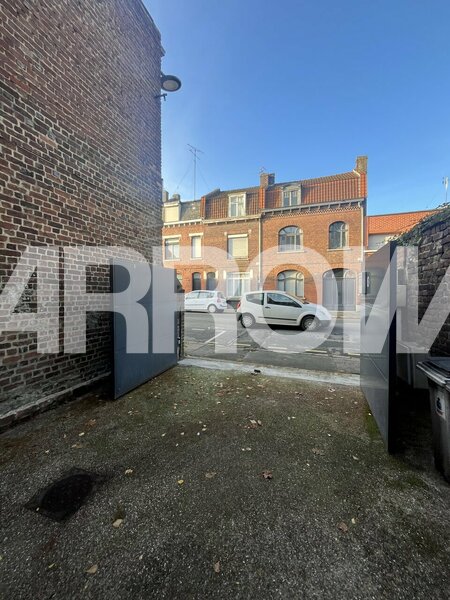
{"left": 0, "top": 365, "right": 449, "bottom": 599}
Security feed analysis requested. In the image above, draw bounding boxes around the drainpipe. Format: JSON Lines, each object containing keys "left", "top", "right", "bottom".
{"left": 258, "top": 214, "right": 263, "bottom": 289}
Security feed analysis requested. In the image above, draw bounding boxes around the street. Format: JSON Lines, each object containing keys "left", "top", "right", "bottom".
{"left": 185, "top": 310, "right": 360, "bottom": 374}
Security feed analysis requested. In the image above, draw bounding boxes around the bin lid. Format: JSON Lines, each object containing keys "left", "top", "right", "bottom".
{"left": 427, "top": 357, "right": 450, "bottom": 377}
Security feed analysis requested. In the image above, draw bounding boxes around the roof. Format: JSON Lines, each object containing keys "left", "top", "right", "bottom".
{"left": 180, "top": 200, "right": 201, "bottom": 221}
{"left": 367, "top": 210, "right": 438, "bottom": 235}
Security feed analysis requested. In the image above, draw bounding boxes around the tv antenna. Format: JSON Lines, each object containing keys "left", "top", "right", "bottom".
{"left": 188, "top": 144, "right": 204, "bottom": 201}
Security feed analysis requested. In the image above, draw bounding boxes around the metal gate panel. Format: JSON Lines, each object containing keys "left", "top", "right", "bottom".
{"left": 360, "top": 242, "right": 397, "bottom": 451}
{"left": 111, "top": 261, "right": 178, "bottom": 400}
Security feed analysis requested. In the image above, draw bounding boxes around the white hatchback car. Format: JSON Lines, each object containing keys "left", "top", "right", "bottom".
{"left": 237, "top": 290, "right": 331, "bottom": 330}
{"left": 184, "top": 290, "right": 228, "bottom": 313}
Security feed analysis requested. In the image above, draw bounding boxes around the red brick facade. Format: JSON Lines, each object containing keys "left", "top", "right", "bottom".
{"left": 0, "top": 0, "right": 163, "bottom": 410}
{"left": 163, "top": 158, "right": 367, "bottom": 307}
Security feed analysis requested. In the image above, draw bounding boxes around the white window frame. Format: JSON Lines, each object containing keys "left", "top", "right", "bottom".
{"left": 228, "top": 193, "right": 246, "bottom": 218}
{"left": 282, "top": 187, "right": 301, "bottom": 207}
{"left": 226, "top": 272, "right": 251, "bottom": 297}
{"left": 163, "top": 236, "right": 180, "bottom": 260}
{"left": 227, "top": 234, "right": 248, "bottom": 259}
{"left": 190, "top": 234, "right": 202, "bottom": 259}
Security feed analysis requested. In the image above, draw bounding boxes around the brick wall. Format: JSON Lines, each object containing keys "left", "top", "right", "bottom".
{"left": 401, "top": 210, "right": 450, "bottom": 356}
{"left": 0, "top": 0, "right": 163, "bottom": 409}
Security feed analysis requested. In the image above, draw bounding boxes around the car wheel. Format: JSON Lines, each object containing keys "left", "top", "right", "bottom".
{"left": 301, "top": 315, "right": 318, "bottom": 331}
{"left": 207, "top": 304, "right": 217, "bottom": 313}
{"left": 241, "top": 313, "right": 255, "bottom": 328}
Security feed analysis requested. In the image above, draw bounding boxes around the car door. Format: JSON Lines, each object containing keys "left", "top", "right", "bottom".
{"left": 196, "top": 291, "right": 209, "bottom": 311}
{"left": 263, "top": 292, "right": 302, "bottom": 325}
{"left": 185, "top": 291, "right": 199, "bottom": 310}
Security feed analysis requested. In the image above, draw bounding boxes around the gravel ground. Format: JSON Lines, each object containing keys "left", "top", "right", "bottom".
{"left": 0, "top": 365, "right": 449, "bottom": 599}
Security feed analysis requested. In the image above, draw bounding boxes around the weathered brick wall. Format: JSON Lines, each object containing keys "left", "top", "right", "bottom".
{"left": 0, "top": 0, "right": 163, "bottom": 409}
{"left": 401, "top": 209, "right": 450, "bottom": 356}
{"left": 416, "top": 218, "right": 450, "bottom": 356}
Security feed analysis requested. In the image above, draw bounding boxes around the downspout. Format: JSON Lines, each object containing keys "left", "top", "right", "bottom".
{"left": 258, "top": 215, "right": 263, "bottom": 288}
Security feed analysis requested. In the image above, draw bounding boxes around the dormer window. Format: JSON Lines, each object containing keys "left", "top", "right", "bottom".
{"left": 283, "top": 187, "right": 300, "bottom": 207}
{"left": 229, "top": 193, "right": 246, "bottom": 217}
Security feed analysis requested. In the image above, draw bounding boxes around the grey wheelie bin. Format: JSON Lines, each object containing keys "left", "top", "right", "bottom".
{"left": 417, "top": 358, "right": 450, "bottom": 483}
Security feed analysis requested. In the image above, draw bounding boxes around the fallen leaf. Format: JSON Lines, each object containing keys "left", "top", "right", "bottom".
{"left": 177, "top": 479, "right": 184, "bottom": 485}
{"left": 338, "top": 521, "right": 349, "bottom": 533}
{"left": 312, "top": 448, "right": 325, "bottom": 456}
{"left": 78, "top": 432, "right": 85, "bottom": 437}
{"left": 112, "top": 519, "right": 123, "bottom": 528}
{"left": 351, "top": 518, "right": 356, "bottom": 525}
{"left": 262, "top": 470, "right": 273, "bottom": 480}
{"left": 124, "top": 468, "right": 133, "bottom": 475}
{"left": 71, "top": 443, "right": 83, "bottom": 449}
{"left": 213, "top": 561, "right": 221, "bottom": 573}
{"left": 352, "top": 456, "right": 360, "bottom": 461}
{"left": 86, "top": 564, "right": 98, "bottom": 574}
{"left": 328, "top": 388, "right": 336, "bottom": 393}
{"left": 248, "top": 419, "right": 258, "bottom": 429}
{"left": 87, "top": 419, "right": 96, "bottom": 427}
{"left": 205, "top": 472, "right": 217, "bottom": 479}
{"left": 48, "top": 563, "right": 55, "bottom": 569}
{"left": 257, "top": 420, "right": 262, "bottom": 426}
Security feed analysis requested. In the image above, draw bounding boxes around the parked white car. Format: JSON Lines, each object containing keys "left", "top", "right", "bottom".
{"left": 236, "top": 290, "right": 331, "bottom": 330}
{"left": 184, "top": 290, "right": 228, "bottom": 313}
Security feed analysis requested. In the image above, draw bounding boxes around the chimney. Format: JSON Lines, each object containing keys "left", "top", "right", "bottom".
{"left": 260, "top": 172, "right": 275, "bottom": 187}
{"left": 162, "top": 190, "right": 169, "bottom": 203}
{"left": 171, "top": 193, "right": 181, "bottom": 202}
{"left": 355, "top": 156, "right": 368, "bottom": 174}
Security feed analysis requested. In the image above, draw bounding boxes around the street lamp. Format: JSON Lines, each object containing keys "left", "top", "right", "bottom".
{"left": 155, "top": 73, "right": 182, "bottom": 100}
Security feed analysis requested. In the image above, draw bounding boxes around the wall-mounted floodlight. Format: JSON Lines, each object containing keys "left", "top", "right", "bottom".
{"left": 155, "top": 73, "right": 182, "bottom": 100}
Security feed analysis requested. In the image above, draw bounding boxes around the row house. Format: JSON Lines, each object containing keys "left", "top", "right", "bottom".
{"left": 162, "top": 156, "right": 368, "bottom": 310}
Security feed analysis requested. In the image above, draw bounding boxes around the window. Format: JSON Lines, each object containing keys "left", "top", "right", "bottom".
{"left": 246, "top": 292, "right": 264, "bottom": 305}
{"left": 228, "top": 235, "right": 248, "bottom": 258}
{"left": 164, "top": 237, "right": 180, "bottom": 260}
{"left": 267, "top": 292, "right": 300, "bottom": 308}
{"left": 192, "top": 272, "right": 201, "bottom": 291}
{"left": 278, "top": 226, "right": 302, "bottom": 252}
{"left": 283, "top": 188, "right": 300, "bottom": 207}
{"left": 228, "top": 194, "right": 246, "bottom": 217}
{"left": 206, "top": 272, "right": 217, "bottom": 290}
{"left": 329, "top": 221, "right": 348, "bottom": 249}
{"left": 199, "top": 291, "right": 214, "bottom": 299}
{"left": 226, "top": 272, "right": 251, "bottom": 297}
{"left": 191, "top": 235, "right": 201, "bottom": 259}
{"left": 277, "top": 271, "right": 304, "bottom": 297}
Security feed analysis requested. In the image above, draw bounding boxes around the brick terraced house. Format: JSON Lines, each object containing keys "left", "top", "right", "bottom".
{"left": 163, "top": 157, "right": 369, "bottom": 311}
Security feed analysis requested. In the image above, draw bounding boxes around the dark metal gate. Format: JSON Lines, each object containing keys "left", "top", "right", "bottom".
{"left": 360, "top": 242, "right": 398, "bottom": 451}
{"left": 111, "top": 261, "right": 179, "bottom": 399}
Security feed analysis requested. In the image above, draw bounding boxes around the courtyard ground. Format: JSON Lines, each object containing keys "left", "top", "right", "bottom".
{"left": 0, "top": 365, "right": 449, "bottom": 599}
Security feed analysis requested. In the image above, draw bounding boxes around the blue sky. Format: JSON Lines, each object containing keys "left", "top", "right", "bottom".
{"left": 145, "top": 0, "right": 450, "bottom": 215}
